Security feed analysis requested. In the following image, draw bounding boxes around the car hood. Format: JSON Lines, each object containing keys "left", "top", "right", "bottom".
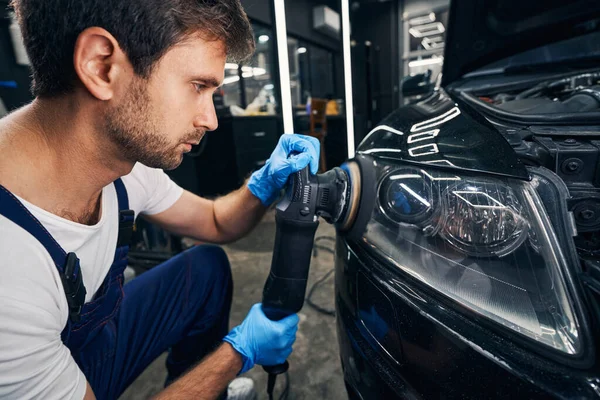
{"left": 442, "top": 0, "right": 600, "bottom": 86}
{"left": 357, "top": 89, "right": 529, "bottom": 180}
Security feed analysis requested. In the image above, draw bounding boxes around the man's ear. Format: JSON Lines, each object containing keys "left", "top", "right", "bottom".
{"left": 73, "top": 27, "right": 130, "bottom": 101}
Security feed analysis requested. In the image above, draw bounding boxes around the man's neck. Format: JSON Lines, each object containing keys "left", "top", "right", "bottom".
{"left": 0, "top": 96, "right": 134, "bottom": 224}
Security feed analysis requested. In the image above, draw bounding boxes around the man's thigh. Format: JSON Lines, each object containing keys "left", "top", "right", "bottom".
{"left": 99, "top": 245, "right": 232, "bottom": 398}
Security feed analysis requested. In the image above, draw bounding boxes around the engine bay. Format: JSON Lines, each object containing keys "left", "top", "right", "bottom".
{"left": 478, "top": 72, "right": 600, "bottom": 115}
{"left": 461, "top": 71, "right": 600, "bottom": 259}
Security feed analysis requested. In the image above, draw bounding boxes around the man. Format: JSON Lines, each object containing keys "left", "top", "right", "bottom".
{"left": 0, "top": 0, "right": 320, "bottom": 399}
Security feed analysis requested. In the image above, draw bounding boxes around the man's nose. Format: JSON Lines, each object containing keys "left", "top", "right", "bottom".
{"left": 193, "top": 101, "right": 218, "bottom": 132}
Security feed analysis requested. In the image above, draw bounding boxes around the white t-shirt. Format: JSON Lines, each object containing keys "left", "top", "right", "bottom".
{"left": 0, "top": 163, "right": 184, "bottom": 399}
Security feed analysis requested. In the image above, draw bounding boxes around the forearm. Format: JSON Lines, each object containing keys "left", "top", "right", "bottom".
{"left": 153, "top": 343, "right": 242, "bottom": 400}
{"left": 211, "top": 182, "right": 267, "bottom": 243}
{"left": 147, "top": 134, "right": 319, "bottom": 244}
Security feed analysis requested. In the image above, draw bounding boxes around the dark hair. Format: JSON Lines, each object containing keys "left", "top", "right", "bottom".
{"left": 10, "top": 0, "right": 255, "bottom": 97}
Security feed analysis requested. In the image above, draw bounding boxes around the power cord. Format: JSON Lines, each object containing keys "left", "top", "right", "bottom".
{"left": 305, "top": 236, "right": 336, "bottom": 317}
{"left": 267, "top": 371, "right": 290, "bottom": 400}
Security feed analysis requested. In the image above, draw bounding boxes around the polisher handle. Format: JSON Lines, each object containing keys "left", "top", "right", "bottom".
{"left": 262, "top": 212, "right": 319, "bottom": 320}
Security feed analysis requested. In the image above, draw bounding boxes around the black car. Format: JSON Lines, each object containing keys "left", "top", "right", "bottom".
{"left": 336, "top": 1, "right": 600, "bottom": 398}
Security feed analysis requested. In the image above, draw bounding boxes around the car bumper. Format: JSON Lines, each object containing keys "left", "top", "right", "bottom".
{"left": 335, "top": 237, "right": 599, "bottom": 400}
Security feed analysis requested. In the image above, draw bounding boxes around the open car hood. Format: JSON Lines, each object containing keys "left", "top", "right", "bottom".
{"left": 442, "top": 0, "right": 600, "bottom": 86}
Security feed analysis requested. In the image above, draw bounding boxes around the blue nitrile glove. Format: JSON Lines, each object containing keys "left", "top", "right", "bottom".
{"left": 223, "top": 303, "right": 299, "bottom": 374}
{"left": 247, "top": 134, "right": 320, "bottom": 206}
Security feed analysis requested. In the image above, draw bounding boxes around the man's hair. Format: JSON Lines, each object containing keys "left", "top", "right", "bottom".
{"left": 10, "top": 0, "right": 255, "bottom": 97}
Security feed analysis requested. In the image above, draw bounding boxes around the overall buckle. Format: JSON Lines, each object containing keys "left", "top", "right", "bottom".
{"left": 117, "top": 210, "right": 135, "bottom": 247}
{"left": 60, "top": 252, "right": 87, "bottom": 323}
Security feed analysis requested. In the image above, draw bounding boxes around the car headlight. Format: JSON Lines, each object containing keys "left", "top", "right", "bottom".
{"left": 360, "top": 159, "right": 581, "bottom": 355}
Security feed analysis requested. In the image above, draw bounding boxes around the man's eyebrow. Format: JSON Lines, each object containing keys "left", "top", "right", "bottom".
{"left": 191, "top": 76, "right": 222, "bottom": 88}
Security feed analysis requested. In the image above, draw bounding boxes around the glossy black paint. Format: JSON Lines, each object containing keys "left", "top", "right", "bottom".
{"left": 335, "top": 81, "right": 600, "bottom": 398}
{"left": 356, "top": 90, "right": 530, "bottom": 180}
{"left": 335, "top": 238, "right": 600, "bottom": 400}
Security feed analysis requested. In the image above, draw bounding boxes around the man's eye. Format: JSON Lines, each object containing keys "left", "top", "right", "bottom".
{"left": 193, "top": 83, "right": 207, "bottom": 93}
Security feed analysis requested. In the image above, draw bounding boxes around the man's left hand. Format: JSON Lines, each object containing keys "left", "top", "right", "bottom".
{"left": 247, "top": 134, "right": 320, "bottom": 206}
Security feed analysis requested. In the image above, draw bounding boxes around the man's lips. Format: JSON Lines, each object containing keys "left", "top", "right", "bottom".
{"left": 182, "top": 133, "right": 205, "bottom": 146}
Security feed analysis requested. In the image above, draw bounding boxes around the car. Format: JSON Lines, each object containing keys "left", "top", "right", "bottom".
{"left": 335, "top": 1, "right": 600, "bottom": 398}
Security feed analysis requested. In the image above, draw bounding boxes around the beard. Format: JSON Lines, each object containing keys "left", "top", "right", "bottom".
{"left": 103, "top": 78, "right": 204, "bottom": 170}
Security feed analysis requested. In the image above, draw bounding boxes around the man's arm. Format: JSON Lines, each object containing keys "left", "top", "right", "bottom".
{"left": 153, "top": 343, "right": 241, "bottom": 400}
{"left": 156, "top": 303, "right": 297, "bottom": 400}
{"left": 144, "top": 183, "right": 265, "bottom": 244}
{"left": 82, "top": 343, "right": 242, "bottom": 400}
{"left": 145, "top": 134, "right": 320, "bottom": 244}
{"left": 83, "top": 382, "right": 96, "bottom": 400}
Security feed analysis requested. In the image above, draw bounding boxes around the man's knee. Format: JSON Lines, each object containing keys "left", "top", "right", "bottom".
{"left": 183, "top": 244, "right": 232, "bottom": 287}
{"left": 179, "top": 245, "right": 232, "bottom": 327}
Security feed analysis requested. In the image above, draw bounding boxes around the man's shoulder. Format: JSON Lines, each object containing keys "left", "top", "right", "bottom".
{"left": 120, "top": 162, "right": 183, "bottom": 216}
{"left": 0, "top": 213, "right": 50, "bottom": 250}
{"left": 0, "top": 214, "right": 62, "bottom": 286}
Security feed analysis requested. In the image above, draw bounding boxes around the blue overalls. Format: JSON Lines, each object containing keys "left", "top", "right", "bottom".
{"left": 0, "top": 180, "right": 233, "bottom": 399}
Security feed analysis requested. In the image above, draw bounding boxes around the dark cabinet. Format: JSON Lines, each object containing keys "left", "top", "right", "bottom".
{"left": 232, "top": 117, "right": 280, "bottom": 181}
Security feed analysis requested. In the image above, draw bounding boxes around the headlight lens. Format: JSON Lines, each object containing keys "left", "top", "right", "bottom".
{"left": 439, "top": 180, "right": 529, "bottom": 257}
{"left": 362, "top": 160, "right": 580, "bottom": 355}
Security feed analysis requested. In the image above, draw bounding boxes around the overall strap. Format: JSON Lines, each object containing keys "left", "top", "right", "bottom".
{"left": 114, "top": 178, "right": 135, "bottom": 248}
{"left": 0, "top": 185, "right": 86, "bottom": 322}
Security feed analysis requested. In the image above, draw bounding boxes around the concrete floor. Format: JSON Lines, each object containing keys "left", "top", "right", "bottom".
{"left": 120, "top": 211, "right": 346, "bottom": 400}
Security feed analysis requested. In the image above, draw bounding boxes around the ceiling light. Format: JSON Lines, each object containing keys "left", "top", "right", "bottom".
{"left": 273, "top": 0, "right": 293, "bottom": 133}
{"left": 297, "top": 47, "right": 307, "bottom": 54}
{"left": 222, "top": 76, "right": 240, "bottom": 85}
{"left": 342, "top": 0, "right": 355, "bottom": 158}
{"left": 408, "top": 13, "right": 435, "bottom": 26}
{"left": 409, "top": 22, "right": 445, "bottom": 38}
{"left": 258, "top": 35, "right": 270, "bottom": 43}
{"left": 408, "top": 57, "right": 444, "bottom": 68}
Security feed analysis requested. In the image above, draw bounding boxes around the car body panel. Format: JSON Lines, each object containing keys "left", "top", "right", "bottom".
{"left": 336, "top": 238, "right": 600, "bottom": 399}
{"left": 336, "top": 1, "right": 600, "bottom": 397}
{"left": 337, "top": 84, "right": 600, "bottom": 399}
{"left": 356, "top": 90, "right": 529, "bottom": 180}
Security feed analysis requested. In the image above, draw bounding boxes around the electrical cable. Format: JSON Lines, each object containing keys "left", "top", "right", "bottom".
{"left": 266, "top": 235, "right": 337, "bottom": 399}
{"left": 305, "top": 236, "right": 337, "bottom": 316}
{"left": 267, "top": 374, "right": 275, "bottom": 400}
{"left": 305, "top": 269, "right": 336, "bottom": 316}
{"left": 267, "top": 371, "right": 290, "bottom": 400}
{"left": 279, "top": 371, "right": 290, "bottom": 400}
{"left": 315, "top": 236, "right": 336, "bottom": 243}
{"left": 265, "top": 236, "right": 337, "bottom": 399}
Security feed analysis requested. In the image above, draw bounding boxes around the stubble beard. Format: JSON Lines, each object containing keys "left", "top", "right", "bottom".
{"left": 103, "top": 78, "right": 197, "bottom": 170}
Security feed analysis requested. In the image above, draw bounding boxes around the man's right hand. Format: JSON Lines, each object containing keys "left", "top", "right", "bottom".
{"left": 223, "top": 303, "right": 299, "bottom": 374}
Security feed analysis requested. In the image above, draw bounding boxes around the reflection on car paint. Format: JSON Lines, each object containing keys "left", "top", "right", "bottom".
{"left": 362, "top": 124, "right": 405, "bottom": 145}
{"left": 407, "top": 129, "right": 440, "bottom": 144}
{"left": 409, "top": 106, "right": 461, "bottom": 132}
{"left": 408, "top": 143, "right": 439, "bottom": 157}
{"left": 356, "top": 91, "right": 529, "bottom": 179}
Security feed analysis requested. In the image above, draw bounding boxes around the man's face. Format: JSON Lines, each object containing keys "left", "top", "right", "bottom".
{"left": 103, "top": 35, "right": 225, "bottom": 170}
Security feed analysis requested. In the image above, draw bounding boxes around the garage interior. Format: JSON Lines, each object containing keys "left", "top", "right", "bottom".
{"left": 0, "top": 0, "right": 449, "bottom": 398}
{"left": 8, "top": 0, "right": 600, "bottom": 400}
